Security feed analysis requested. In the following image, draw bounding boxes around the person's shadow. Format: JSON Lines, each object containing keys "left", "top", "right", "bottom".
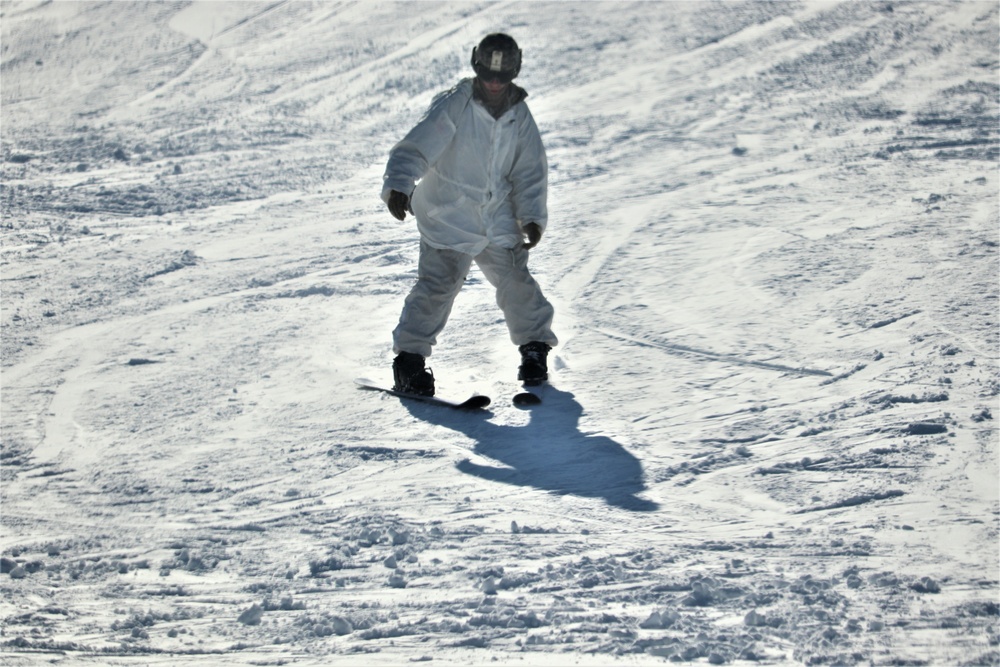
{"left": 402, "top": 386, "right": 659, "bottom": 512}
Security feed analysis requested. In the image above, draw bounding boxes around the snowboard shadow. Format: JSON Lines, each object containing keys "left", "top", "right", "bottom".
{"left": 402, "top": 386, "right": 659, "bottom": 512}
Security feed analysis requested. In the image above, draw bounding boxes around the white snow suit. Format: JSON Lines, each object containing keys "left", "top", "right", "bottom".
{"left": 382, "top": 78, "right": 557, "bottom": 358}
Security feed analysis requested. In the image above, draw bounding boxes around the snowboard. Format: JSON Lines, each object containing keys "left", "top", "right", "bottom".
{"left": 512, "top": 390, "right": 542, "bottom": 407}
{"left": 354, "top": 378, "right": 491, "bottom": 410}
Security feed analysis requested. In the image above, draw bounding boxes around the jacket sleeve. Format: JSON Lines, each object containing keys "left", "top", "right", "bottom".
{"left": 508, "top": 108, "right": 548, "bottom": 231}
{"left": 381, "top": 89, "right": 462, "bottom": 204}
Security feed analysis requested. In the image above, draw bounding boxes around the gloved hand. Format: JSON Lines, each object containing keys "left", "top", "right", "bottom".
{"left": 387, "top": 190, "right": 411, "bottom": 221}
{"left": 522, "top": 222, "right": 542, "bottom": 250}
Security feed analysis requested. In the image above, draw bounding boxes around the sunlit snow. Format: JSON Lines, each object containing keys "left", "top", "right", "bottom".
{"left": 2, "top": 2, "right": 998, "bottom": 665}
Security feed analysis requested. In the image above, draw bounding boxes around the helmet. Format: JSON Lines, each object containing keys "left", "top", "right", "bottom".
{"left": 471, "top": 33, "right": 521, "bottom": 83}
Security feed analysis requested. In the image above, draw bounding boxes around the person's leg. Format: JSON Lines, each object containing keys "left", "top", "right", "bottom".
{"left": 392, "top": 240, "right": 473, "bottom": 358}
{"left": 474, "top": 243, "right": 557, "bottom": 348}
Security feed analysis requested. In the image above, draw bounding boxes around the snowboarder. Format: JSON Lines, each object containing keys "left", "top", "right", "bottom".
{"left": 382, "top": 33, "right": 558, "bottom": 397}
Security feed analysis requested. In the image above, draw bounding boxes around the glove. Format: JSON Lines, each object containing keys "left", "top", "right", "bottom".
{"left": 522, "top": 222, "right": 542, "bottom": 250}
{"left": 387, "top": 190, "right": 411, "bottom": 221}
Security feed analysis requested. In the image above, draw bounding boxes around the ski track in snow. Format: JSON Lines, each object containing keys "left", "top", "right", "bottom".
{"left": 2, "top": 2, "right": 998, "bottom": 665}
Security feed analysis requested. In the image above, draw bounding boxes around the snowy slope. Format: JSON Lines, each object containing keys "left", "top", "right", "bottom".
{"left": 2, "top": 1, "right": 998, "bottom": 665}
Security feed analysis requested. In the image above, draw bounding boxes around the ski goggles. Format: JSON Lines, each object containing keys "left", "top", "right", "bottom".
{"left": 471, "top": 47, "right": 520, "bottom": 84}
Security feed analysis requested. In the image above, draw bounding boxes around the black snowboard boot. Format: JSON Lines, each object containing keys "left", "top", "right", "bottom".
{"left": 393, "top": 352, "right": 435, "bottom": 396}
{"left": 518, "top": 342, "right": 551, "bottom": 386}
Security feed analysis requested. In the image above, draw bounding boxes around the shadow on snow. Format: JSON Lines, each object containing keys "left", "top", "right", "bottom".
{"left": 403, "top": 386, "right": 659, "bottom": 512}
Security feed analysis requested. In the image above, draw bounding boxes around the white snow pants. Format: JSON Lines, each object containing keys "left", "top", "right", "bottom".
{"left": 393, "top": 240, "right": 558, "bottom": 358}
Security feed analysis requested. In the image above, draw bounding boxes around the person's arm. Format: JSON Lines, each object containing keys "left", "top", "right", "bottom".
{"left": 508, "top": 109, "right": 548, "bottom": 240}
{"left": 382, "top": 87, "right": 465, "bottom": 218}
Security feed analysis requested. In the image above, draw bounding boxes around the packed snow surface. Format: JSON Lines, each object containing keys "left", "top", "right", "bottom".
{"left": 2, "top": 2, "right": 998, "bottom": 665}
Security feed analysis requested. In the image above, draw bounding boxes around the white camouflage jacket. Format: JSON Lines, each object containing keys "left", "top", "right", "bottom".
{"left": 381, "top": 78, "right": 548, "bottom": 255}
